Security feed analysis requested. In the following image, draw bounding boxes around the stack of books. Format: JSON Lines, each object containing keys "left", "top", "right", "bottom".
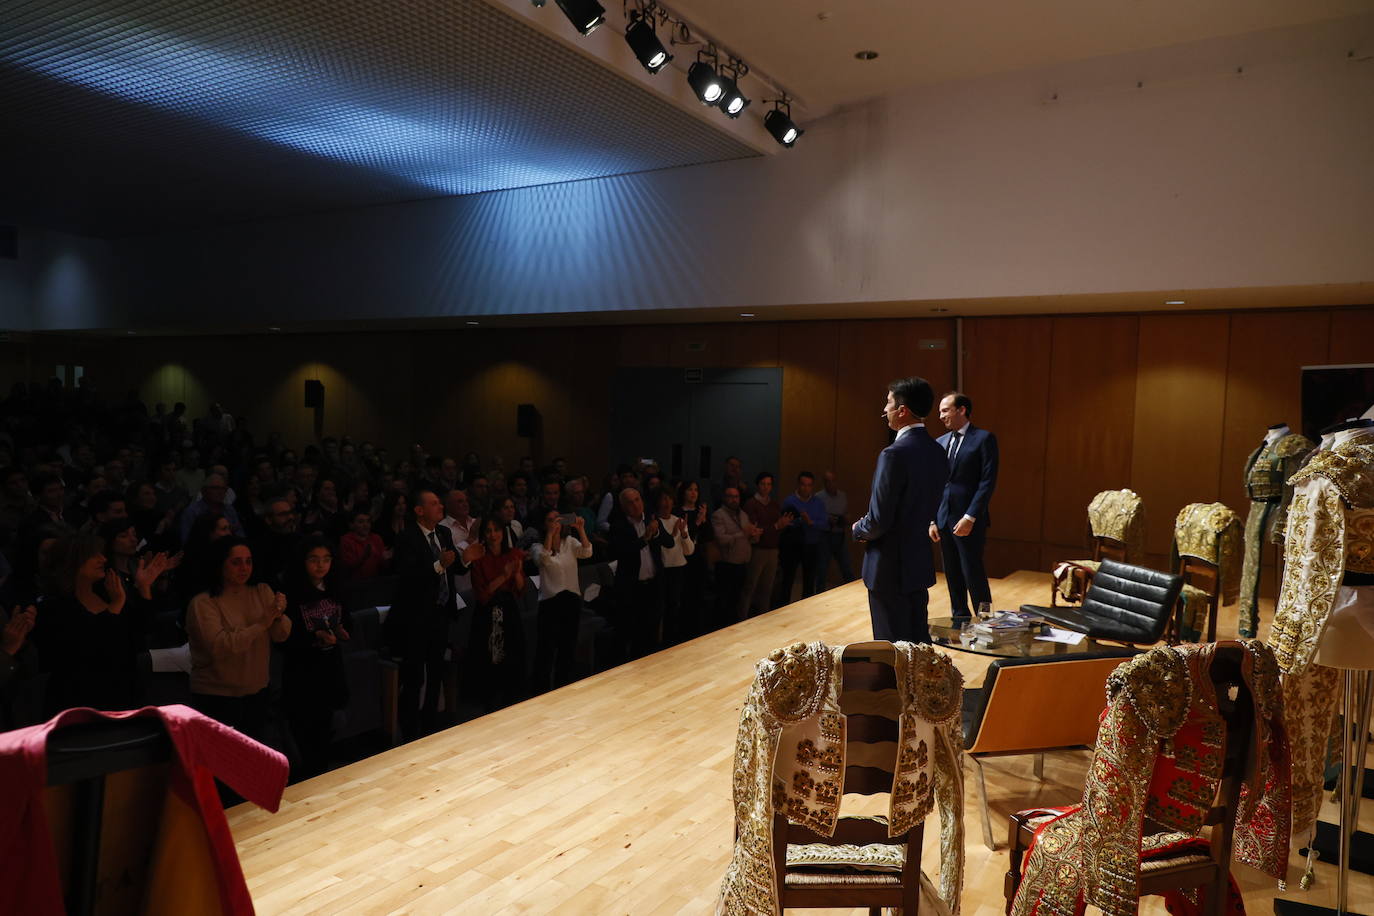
{"left": 969, "top": 610, "right": 1045, "bottom": 646}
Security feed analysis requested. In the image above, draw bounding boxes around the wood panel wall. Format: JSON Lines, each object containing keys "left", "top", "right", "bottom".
{"left": 21, "top": 305, "right": 1373, "bottom": 598}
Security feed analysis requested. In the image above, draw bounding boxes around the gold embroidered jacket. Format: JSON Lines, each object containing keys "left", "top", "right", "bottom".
{"left": 1172, "top": 502, "right": 1243, "bottom": 605}
{"left": 1010, "top": 642, "right": 1289, "bottom": 916}
{"left": 717, "top": 641, "right": 964, "bottom": 916}
{"left": 1271, "top": 432, "right": 1374, "bottom": 834}
{"left": 1088, "top": 488, "right": 1146, "bottom": 562}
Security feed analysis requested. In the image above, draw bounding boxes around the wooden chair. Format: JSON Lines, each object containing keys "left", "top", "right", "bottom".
{"left": 1174, "top": 556, "right": 1221, "bottom": 643}
{"left": 1004, "top": 646, "right": 1256, "bottom": 915}
{"left": 961, "top": 650, "right": 1137, "bottom": 849}
{"left": 772, "top": 645, "right": 926, "bottom": 914}
{"left": 1051, "top": 488, "right": 1144, "bottom": 607}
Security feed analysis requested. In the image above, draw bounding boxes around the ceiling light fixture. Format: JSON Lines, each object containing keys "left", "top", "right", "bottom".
{"left": 465, "top": 320, "right": 480, "bottom": 326}
{"left": 763, "top": 99, "right": 802, "bottom": 147}
{"left": 1164, "top": 299, "right": 1186, "bottom": 305}
{"left": 688, "top": 56, "right": 723, "bottom": 104}
{"left": 268, "top": 326, "right": 282, "bottom": 331}
{"left": 554, "top": 0, "right": 605, "bottom": 35}
{"left": 739, "top": 312, "right": 755, "bottom": 318}
{"left": 625, "top": 7, "right": 671, "bottom": 73}
{"left": 855, "top": 50, "right": 879, "bottom": 60}
{"left": 716, "top": 58, "right": 751, "bottom": 118}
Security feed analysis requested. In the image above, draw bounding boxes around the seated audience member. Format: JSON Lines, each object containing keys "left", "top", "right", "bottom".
{"left": 32, "top": 533, "right": 152, "bottom": 716}
{"left": 282, "top": 536, "right": 351, "bottom": 778}
{"left": 185, "top": 537, "right": 290, "bottom": 743}
{"left": 376, "top": 491, "right": 409, "bottom": 551}
{"left": 530, "top": 509, "right": 592, "bottom": 692}
{"left": 653, "top": 490, "right": 696, "bottom": 643}
{"left": 179, "top": 473, "right": 245, "bottom": 544}
{"left": 469, "top": 515, "right": 528, "bottom": 711}
{"left": 338, "top": 508, "right": 389, "bottom": 580}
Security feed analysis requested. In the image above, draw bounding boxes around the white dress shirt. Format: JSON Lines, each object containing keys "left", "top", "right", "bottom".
{"left": 531, "top": 534, "right": 593, "bottom": 599}
{"left": 655, "top": 514, "right": 696, "bottom": 568}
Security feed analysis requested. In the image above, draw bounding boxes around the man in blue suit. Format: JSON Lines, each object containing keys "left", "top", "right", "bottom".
{"left": 852, "top": 377, "right": 948, "bottom": 643}
{"left": 929, "top": 392, "right": 999, "bottom": 620}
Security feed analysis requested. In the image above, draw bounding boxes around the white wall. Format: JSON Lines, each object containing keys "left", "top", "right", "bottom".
{"left": 30, "top": 14, "right": 1374, "bottom": 330}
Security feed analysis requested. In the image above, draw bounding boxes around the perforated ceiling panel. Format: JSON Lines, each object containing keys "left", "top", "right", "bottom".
{"left": 0, "top": 0, "right": 760, "bottom": 237}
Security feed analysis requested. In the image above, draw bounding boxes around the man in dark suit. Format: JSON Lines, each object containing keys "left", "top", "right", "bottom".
{"left": 386, "top": 486, "right": 476, "bottom": 741}
{"left": 852, "top": 377, "right": 948, "bottom": 643}
{"left": 929, "top": 392, "right": 999, "bottom": 620}
{"left": 608, "top": 486, "right": 674, "bottom": 659}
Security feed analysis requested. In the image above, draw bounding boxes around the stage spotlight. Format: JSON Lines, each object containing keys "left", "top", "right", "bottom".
{"left": 716, "top": 75, "right": 749, "bottom": 117}
{"left": 688, "top": 61, "right": 723, "bottom": 104}
{"left": 764, "top": 104, "right": 802, "bottom": 147}
{"left": 625, "top": 14, "right": 671, "bottom": 73}
{"left": 554, "top": 0, "right": 605, "bottom": 35}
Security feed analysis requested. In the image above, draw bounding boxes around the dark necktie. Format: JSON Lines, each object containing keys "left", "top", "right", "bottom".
{"left": 947, "top": 431, "right": 962, "bottom": 462}
{"left": 428, "top": 530, "right": 450, "bottom": 608}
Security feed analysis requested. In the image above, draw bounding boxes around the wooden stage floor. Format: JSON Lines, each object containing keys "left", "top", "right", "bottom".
{"left": 229, "top": 571, "right": 1374, "bottom": 915}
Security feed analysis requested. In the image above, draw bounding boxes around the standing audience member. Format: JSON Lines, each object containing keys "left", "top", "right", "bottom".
{"left": 777, "top": 471, "right": 829, "bottom": 605}
{"left": 653, "top": 491, "right": 696, "bottom": 643}
{"left": 711, "top": 487, "right": 753, "bottom": 627}
{"left": 251, "top": 498, "right": 301, "bottom": 589}
{"left": 387, "top": 488, "right": 468, "bottom": 740}
{"left": 741, "top": 472, "right": 786, "bottom": 617}
{"left": 495, "top": 496, "right": 524, "bottom": 550}
{"left": 930, "top": 392, "right": 999, "bottom": 621}
{"left": 675, "top": 480, "right": 710, "bottom": 635}
{"left": 186, "top": 537, "right": 291, "bottom": 743}
{"left": 376, "top": 491, "right": 409, "bottom": 550}
{"left": 609, "top": 487, "right": 673, "bottom": 658}
{"left": 718, "top": 456, "right": 745, "bottom": 507}
{"left": 338, "top": 509, "right": 389, "bottom": 580}
{"left": 529, "top": 509, "right": 592, "bottom": 692}
{"left": 0, "top": 601, "right": 38, "bottom": 729}
{"left": 33, "top": 533, "right": 158, "bottom": 715}
{"left": 469, "top": 516, "right": 527, "bottom": 711}
{"left": 282, "top": 536, "right": 352, "bottom": 778}
{"left": 439, "top": 489, "right": 477, "bottom": 593}
{"left": 817, "top": 470, "right": 855, "bottom": 590}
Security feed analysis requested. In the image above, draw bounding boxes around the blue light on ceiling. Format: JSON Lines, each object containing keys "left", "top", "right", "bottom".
{"left": 0, "top": 0, "right": 756, "bottom": 200}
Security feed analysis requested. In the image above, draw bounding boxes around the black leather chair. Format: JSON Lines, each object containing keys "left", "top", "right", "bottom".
{"left": 1021, "top": 559, "right": 1183, "bottom": 645}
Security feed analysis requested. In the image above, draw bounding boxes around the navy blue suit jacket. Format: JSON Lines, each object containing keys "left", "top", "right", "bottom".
{"left": 853, "top": 426, "right": 948, "bottom": 596}
{"left": 935, "top": 425, "right": 998, "bottom": 530}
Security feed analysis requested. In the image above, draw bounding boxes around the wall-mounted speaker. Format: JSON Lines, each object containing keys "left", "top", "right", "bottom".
{"left": 304, "top": 379, "right": 324, "bottom": 409}
{"left": 517, "top": 403, "right": 539, "bottom": 438}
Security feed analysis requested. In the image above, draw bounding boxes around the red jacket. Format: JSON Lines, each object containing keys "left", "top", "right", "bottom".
{"left": 0, "top": 705, "right": 288, "bottom": 914}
